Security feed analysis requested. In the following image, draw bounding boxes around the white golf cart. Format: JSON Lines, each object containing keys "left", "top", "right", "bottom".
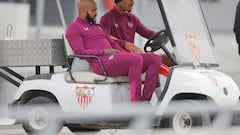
{"left": 8, "top": 0, "right": 240, "bottom": 134}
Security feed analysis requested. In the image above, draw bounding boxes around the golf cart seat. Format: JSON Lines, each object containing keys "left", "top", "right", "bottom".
{"left": 63, "top": 35, "right": 146, "bottom": 84}
{"left": 65, "top": 70, "right": 146, "bottom": 84}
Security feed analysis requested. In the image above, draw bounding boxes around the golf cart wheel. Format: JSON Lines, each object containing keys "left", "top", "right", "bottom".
{"left": 68, "top": 124, "right": 100, "bottom": 133}
{"left": 21, "top": 96, "right": 63, "bottom": 135}
{"left": 161, "top": 100, "right": 210, "bottom": 134}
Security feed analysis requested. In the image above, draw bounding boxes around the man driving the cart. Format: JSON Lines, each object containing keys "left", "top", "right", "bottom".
{"left": 100, "top": 0, "right": 175, "bottom": 97}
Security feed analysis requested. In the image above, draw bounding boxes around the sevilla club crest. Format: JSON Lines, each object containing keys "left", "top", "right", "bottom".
{"left": 186, "top": 34, "right": 201, "bottom": 62}
{"left": 75, "top": 86, "right": 95, "bottom": 109}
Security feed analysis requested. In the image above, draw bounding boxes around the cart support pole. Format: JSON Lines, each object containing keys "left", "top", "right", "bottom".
{"left": 1, "top": 67, "right": 24, "bottom": 81}
{"left": 0, "top": 71, "right": 20, "bottom": 87}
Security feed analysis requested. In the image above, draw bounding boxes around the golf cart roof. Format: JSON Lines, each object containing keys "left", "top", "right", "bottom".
{"left": 157, "top": 0, "right": 219, "bottom": 67}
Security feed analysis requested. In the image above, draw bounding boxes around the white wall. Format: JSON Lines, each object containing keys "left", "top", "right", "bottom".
{"left": 201, "top": 0, "right": 239, "bottom": 31}
{"left": 0, "top": 2, "right": 30, "bottom": 40}
{"left": 133, "top": 0, "right": 239, "bottom": 32}
{"left": 0, "top": 2, "right": 30, "bottom": 118}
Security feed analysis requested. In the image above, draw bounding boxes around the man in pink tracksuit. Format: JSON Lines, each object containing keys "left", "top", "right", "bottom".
{"left": 100, "top": 0, "right": 153, "bottom": 53}
{"left": 66, "top": 0, "right": 162, "bottom": 102}
{"left": 100, "top": 0, "right": 174, "bottom": 66}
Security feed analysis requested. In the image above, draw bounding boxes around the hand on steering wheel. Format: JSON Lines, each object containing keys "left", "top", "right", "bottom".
{"left": 144, "top": 29, "right": 178, "bottom": 65}
{"left": 144, "top": 29, "right": 169, "bottom": 52}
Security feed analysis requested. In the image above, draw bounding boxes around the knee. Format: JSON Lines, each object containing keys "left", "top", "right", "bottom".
{"left": 131, "top": 55, "right": 143, "bottom": 66}
{"left": 152, "top": 54, "right": 162, "bottom": 64}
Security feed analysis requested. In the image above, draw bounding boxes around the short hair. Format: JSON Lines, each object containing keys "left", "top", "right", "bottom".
{"left": 78, "top": 0, "right": 94, "bottom": 11}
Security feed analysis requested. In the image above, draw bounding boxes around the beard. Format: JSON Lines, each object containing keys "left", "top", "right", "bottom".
{"left": 86, "top": 12, "right": 96, "bottom": 24}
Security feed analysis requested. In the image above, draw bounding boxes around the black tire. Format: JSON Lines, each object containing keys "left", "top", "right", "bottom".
{"left": 21, "top": 96, "right": 63, "bottom": 135}
{"left": 67, "top": 124, "right": 100, "bottom": 133}
{"left": 160, "top": 100, "right": 210, "bottom": 134}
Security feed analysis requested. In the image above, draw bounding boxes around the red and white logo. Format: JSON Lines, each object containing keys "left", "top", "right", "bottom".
{"left": 186, "top": 34, "right": 201, "bottom": 62}
{"left": 75, "top": 86, "right": 95, "bottom": 109}
{"left": 200, "top": 72, "right": 218, "bottom": 86}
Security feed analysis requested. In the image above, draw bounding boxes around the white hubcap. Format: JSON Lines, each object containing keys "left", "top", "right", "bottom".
{"left": 172, "top": 112, "right": 192, "bottom": 134}
{"left": 28, "top": 107, "right": 48, "bottom": 130}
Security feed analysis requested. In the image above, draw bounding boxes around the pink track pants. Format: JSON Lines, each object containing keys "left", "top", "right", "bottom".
{"left": 90, "top": 52, "right": 162, "bottom": 102}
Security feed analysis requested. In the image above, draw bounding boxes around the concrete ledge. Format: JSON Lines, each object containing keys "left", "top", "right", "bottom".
{"left": 0, "top": 118, "right": 16, "bottom": 125}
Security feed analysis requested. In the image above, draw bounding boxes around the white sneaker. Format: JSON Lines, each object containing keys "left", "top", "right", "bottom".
{"left": 155, "top": 87, "right": 162, "bottom": 98}
{"left": 150, "top": 87, "right": 162, "bottom": 106}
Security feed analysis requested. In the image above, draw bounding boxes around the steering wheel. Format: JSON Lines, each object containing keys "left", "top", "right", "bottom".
{"left": 144, "top": 29, "right": 169, "bottom": 52}
{"left": 144, "top": 29, "right": 178, "bottom": 65}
